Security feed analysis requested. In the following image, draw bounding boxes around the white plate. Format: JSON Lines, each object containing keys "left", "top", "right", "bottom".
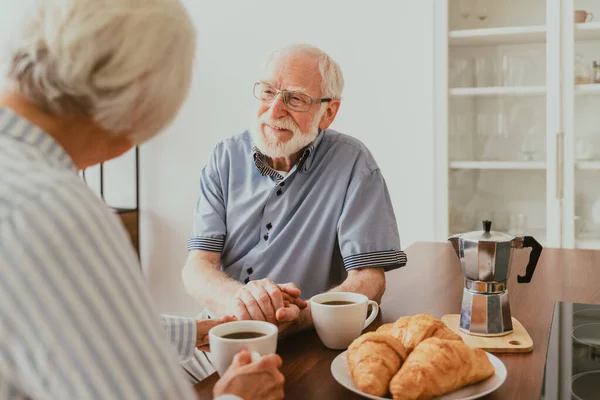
{"left": 331, "top": 350, "right": 506, "bottom": 400}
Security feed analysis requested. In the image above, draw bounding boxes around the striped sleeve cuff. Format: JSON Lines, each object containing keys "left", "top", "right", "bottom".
{"left": 343, "top": 250, "right": 407, "bottom": 271}
{"left": 161, "top": 315, "right": 197, "bottom": 362}
{"left": 187, "top": 236, "right": 224, "bottom": 252}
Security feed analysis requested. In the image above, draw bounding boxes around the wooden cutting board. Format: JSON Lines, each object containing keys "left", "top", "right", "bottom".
{"left": 441, "top": 314, "right": 533, "bottom": 353}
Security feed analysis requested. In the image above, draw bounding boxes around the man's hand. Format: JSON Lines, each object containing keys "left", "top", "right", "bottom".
{"left": 196, "top": 316, "right": 236, "bottom": 351}
{"left": 276, "top": 302, "right": 313, "bottom": 338}
{"left": 213, "top": 349, "right": 285, "bottom": 400}
{"left": 229, "top": 279, "right": 307, "bottom": 324}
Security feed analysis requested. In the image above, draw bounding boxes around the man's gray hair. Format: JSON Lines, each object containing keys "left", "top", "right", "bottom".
{"left": 5, "top": 0, "right": 196, "bottom": 143}
{"left": 265, "top": 44, "right": 345, "bottom": 99}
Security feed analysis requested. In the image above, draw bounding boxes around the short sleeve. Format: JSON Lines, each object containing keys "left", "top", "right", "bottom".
{"left": 337, "top": 169, "right": 407, "bottom": 271}
{"left": 187, "top": 149, "right": 227, "bottom": 252}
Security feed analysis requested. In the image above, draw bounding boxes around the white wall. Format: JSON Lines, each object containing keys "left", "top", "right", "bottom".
{"left": 0, "top": 0, "right": 436, "bottom": 317}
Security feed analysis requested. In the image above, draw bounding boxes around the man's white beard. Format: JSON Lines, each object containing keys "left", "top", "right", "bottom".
{"left": 251, "top": 107, "right": 326, "bottom": 159}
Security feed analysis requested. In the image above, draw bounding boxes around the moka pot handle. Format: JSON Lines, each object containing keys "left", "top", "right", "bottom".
{"left": 517, "top": 236, "right": 543, "bottom": 283}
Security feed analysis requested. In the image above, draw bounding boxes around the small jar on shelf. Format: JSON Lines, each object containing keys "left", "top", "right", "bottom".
{"left": 575, "top": 54, "right": 592, "bottom": 84}
{"left": 593, "top": 61, "right": 600, "bottom": 84}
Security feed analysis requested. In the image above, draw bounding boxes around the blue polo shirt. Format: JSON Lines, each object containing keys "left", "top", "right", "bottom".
{"left": 187, "top": 129, "right": 407, "bottom": 299}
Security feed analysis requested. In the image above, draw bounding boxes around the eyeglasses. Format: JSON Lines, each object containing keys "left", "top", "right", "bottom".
{"left": 253, "top": 81, "right": 332, "bottom": 112}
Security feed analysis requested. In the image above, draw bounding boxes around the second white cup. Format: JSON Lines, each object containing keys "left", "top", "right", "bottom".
{"left": 310, "top": 292, "right": 379, "bottom": 350}
{"left": 208, "top": 320, "right": 278, "bottom": 377}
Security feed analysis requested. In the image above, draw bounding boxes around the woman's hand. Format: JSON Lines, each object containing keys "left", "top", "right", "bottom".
{"left": 196, "top": 315, "right": 237, "bottom": 351}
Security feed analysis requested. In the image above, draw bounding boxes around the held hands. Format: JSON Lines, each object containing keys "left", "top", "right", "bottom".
{"left": 196, "top": 316, "right": 237, "bottom": 351}
{"left": 229, "top": 279, "right": 307, "bottom": 324}
{"left": 213, "top": 349, "right": 285, "bottom": 400}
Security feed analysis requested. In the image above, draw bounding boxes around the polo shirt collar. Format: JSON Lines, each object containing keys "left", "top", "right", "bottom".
{"left": 252, "top": 130, "right": 325, "bottom": 179}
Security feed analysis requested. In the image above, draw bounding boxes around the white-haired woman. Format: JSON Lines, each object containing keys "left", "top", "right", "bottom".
{"left": 0, "top": 0, "right": 283, "bottom": 399}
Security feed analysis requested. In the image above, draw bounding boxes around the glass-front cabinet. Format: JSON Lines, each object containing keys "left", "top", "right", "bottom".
{"left": 435, "top": 0, "right": 600, "bottom": 249}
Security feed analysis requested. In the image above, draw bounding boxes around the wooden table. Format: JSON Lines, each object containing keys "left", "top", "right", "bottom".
{"left": 195, "top": 242, "right": 600, "bottom": 399}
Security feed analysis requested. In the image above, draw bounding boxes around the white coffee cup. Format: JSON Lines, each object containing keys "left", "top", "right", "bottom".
{"left": 208, "top": 320, "right": 278, "bottom": 377}
{"left": 310, "top": 292, "right": 379, "bottom": 350}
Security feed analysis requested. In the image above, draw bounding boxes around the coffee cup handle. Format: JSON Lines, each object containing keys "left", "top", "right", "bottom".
{"left": 363, "top": 300, "right": 379, "bottom": 329}
{"left": 587, "top": 12, "right": 594, "bottom": 22}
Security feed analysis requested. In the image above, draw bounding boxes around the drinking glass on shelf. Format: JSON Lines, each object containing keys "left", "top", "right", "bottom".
{"left": 500, "top": 55, "right": 526, "bottom": 86}
{"left": 475, "top": 0, "right": 489, "bottom": 21}
{"left": 508, "top": 214, "right": 527, "bottom": 235}
{"left": 450, "top": 205, "right": 470, "bottom": 233}
{"left": 521, "top": 135, "right": 537, "bottom": 161}
{"left": 493, "top": 210, "right": 508, "bottom": 231}
{"left": 476, "top": 113, "right": 489, "bottom": 137}
{"left": 496, "top": 112, "right": 507, "bottom": 138}
{"left": 474, "top": 56, "right": 497, "bottom": 87}
{"left": 474, "top": 57, "right": 485, "bottom": 87}
{"left": 450, "top": 58, "right": 472, "bottom": 88}
{"left": 500, "top": 55, "right": 510, "bottom": 86}
{"left": 575, "top": 138, "right": 595, "bottom": 161}
{"left": 575, "top": 53, "right": 592, "bottom": 84}
{"left": 509, "top": 102, "right": 540, "bottom": 136}
{"left": 574, "top": 216, "right": 587, "bottom": 236}
{"left": 459, "top": 0, "right": 474, "bottom": 19}
{"left": 477, "top": 111, "right": 508, "bottom": 138}
{"left": 451, "top": 114, "right": 470, "bottom": 137}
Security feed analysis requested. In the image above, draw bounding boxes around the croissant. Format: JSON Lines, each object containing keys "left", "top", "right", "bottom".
{"left": 391, "top": 314, "right": 461, "bottom": 353}
{"left": 389, "top": 316, "right": 412, "bottom": 340}
{"left": 389, "top": 337, "right": 495, "bottom": 400}
{"left": 347, "top": 332, "right": 408, "bottom": 397}
{"left": 376, "top": 323, "right": 394, "bottom": 335}
{"left": 433, "top": 325, "right": 463, "bottom": 341}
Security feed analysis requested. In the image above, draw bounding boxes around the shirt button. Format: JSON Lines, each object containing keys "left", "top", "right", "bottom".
{"left": 276, "top": 190, "right": 282, "bottom": 196}
{"left": 280, "top": 182, "right": 285, "bottom": 187}
{"left": 263, "top": 234, "right": 268, "bottom": 241}
{"left": 244, "top": 277, "right": 250, "bottom": 284}
{"left": 247, "top": 267, "right": 253, "bottom": 274}
{"left": 266, "top": 223, "right": 272, "bottom": 230}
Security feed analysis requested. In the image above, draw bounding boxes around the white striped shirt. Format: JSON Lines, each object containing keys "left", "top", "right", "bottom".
{"left": 0, "top": 108, "right": 199, "bottom": 399}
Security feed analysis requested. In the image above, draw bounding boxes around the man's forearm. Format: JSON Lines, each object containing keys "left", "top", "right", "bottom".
{"left": 329, "top": 267, "right": 386, "bottom": 304}
{"left": 182, "top": 254, "right": 242, "bottom": 316}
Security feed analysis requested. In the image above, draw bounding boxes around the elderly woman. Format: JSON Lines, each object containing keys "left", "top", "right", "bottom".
{"left": 0, "top": 0, "right": 284, "bottom": 399}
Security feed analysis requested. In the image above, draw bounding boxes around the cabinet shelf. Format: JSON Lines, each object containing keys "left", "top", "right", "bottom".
{"left": 449, "top": 25, "right": 547, "bottom": 47}
{"left": 575, "top": 22, "right": 600, "bottom": 41}
{"left": 449, "top": 86, "right": 547, "bottom": 97}
{"left": 576, "top": 161, "right": 600, "bottom": 170}
{"left": 575, "top": 84, "right": 600, "bottom": 95}
{"left": 576, "top": 236, "right": 600, "bottom": 250}
{"left": 449, "top": 161, "right": 546, "bottom": 170}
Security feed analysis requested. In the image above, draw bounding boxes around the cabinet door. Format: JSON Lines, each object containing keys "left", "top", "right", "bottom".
{"left": 561, "top": 0, "right": 600, "bottom": 249}
{"left": 546, "top": 0, "right": 563, "bottom": 248}
{"left": 437, "top": 0, "right": 562, "bottom": 247}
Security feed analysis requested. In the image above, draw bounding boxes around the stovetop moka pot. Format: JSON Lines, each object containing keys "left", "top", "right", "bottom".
{"left": 448, "top": 220, "right": 543, "bottom": 336}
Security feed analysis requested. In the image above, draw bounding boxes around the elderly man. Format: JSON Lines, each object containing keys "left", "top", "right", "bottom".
{"left": 182, "top": 44, "right": 407, "bottom": 333}
{"left": 0, "top": 0, "right": 284, "bottom": 399}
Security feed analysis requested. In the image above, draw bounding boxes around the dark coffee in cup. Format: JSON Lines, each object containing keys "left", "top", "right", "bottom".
{"left": 221, "top": 331, "right": 266, "bottom": 340}
{"left": 321, "top": 300, "right": 356, "bottom": 306}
